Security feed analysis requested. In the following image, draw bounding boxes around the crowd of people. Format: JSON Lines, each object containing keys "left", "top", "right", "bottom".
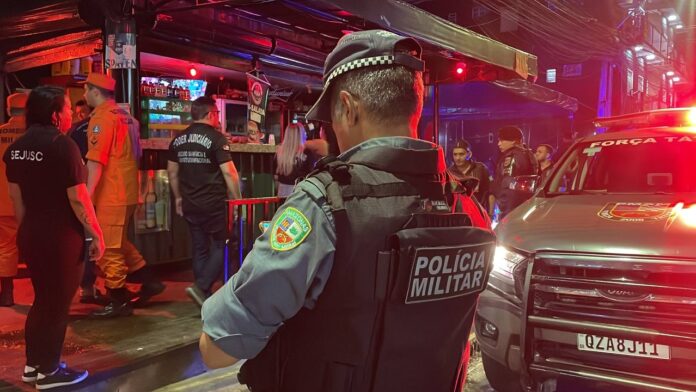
{"left": 0, "top": 29, "right": 568, "bottom": 391}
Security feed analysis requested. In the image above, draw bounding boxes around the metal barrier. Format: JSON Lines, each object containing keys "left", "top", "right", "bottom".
{"left": 225, "top": 197, "right": 284, "bottom": 282}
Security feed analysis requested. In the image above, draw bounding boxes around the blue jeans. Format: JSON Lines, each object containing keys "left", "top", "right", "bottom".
{"left": 186, "top": 212, "right": 227, "bottom": 295}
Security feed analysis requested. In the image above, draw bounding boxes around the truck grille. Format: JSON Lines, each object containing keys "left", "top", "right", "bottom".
{"left": 521, "top": 252, "right": 696, "bottom": 391}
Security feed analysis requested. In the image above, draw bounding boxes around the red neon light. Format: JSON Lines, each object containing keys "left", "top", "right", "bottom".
{"left": 189, "top": 67, "right": 197, "bottom": 77}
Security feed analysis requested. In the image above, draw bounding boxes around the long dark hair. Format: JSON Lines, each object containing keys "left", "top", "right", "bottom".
{"left": 26, "top": 86, "right": 66, "bottom": 128}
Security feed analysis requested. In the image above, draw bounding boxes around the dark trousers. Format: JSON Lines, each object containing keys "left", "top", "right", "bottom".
{"left": 186, "top": 212, "right": 226, "bottom": 295}
{"left": 19, "top": 217, "right": 84, "bottom": 371}
{"left": 80, "top": 259, "right": 97, "bottom": 289}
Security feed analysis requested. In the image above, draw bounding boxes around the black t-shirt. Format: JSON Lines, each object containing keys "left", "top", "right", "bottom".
{"left": 69, "top": 118, "right": 90, "bottom": 159}
{"left": 168, "top": 123, "right": 233, "bottom": 215}
{"left": 3, "top": 125, "right": 86, "bottom": 225}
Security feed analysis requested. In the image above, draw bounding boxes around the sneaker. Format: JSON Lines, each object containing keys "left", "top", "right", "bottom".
{"left": 185, "top": 285, "right": 206, "bottom": 307}
{"left": 22, "top": 365, "right": 38, "bottom": 383}
{"left": 90, "top": 301, "right": 134, "bottom": 319}
{"left": 35, "top": 366, "right": 88, "bottom": 390}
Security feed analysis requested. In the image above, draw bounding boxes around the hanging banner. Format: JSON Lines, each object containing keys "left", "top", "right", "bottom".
{"left": 246, "top": 72, "right": 270, "bottom": 143}
{"left": 105, "top": 33, "right": 137, "bottom": 69}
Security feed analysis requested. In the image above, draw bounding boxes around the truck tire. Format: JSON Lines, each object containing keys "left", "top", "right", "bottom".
{"left": 481, "top": 352, "right": 524, "bottom": 392}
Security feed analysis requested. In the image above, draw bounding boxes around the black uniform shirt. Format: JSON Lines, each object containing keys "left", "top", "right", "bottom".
{"left": 168, "top": 123, "right": 233, "bottom": 215}
{"left": 3, "top": 125, "right": 86, "bottom": 221}
{"left": 69, "top": 118, "right": 90, "bottom": 159}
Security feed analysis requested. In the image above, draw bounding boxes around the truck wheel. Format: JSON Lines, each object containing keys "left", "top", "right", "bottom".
{"left": 481, "top": 352, "right": 523, "bottom": 392}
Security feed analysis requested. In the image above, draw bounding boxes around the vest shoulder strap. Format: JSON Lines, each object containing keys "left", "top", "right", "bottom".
{"left": 310, "top": 158, "right": 433, "bottom": 213}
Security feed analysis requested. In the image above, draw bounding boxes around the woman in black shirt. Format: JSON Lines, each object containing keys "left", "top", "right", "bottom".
{"left": 3, "top": 86, "right": 105, "bottom": 390}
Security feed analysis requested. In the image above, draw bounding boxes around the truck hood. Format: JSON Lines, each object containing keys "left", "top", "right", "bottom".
{"left": 496, "top": 194, "right": 696, "bottom": 257}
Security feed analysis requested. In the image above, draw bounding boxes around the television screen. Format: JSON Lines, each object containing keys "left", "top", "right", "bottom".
{"left": 141, "top": 77, "right": 207, "bottom": 100}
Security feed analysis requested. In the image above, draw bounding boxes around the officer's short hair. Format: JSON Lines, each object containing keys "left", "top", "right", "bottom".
{"left": 191, "top": 96, "right": 217, "bottom": 121}
{"left": 86, "top": 83, "right": 114, "bottom": 99}
{"left": 538, "top": 144, "right": 554, "bottom": 155}
{"left": 26, "top": 85, "right": 67, "bottom": 128}
{"left": 330, "top": 65, "right": 424, "bottom": 127}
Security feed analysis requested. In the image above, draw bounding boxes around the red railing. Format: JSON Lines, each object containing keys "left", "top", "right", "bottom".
{"left": 225, "top": 197, "right": 284, "bottom": 281}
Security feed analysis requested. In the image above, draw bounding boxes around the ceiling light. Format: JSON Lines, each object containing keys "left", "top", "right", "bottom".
{"left": 673, "top": 76, "right": 681, "bottom": 82}
{"left": 633, "top": 45, "right": 643, "bottom": 51}
{"left": 646, "top": 53, "right": 656, "bottom": 61}
{"left": 676, "top": 24, "right": 683, "bottom": 29}
{"left": 667, "top": 14, "right": 678, "bottom": 22}
{"left": 666, "top": 71, "right": 675, "bottom": 77}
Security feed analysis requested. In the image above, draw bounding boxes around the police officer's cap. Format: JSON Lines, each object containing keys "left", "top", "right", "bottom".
{"left": 498, "top": 126, "right": 523, "bottom": 142}
{"left": 86, "top": 73, "right": 116, "bottom": 92}
{"left": 7, "top": 92, "right": 28, "bottom": 109}
{"left": 306, "top": 30, "right": 424, "bottom": 123}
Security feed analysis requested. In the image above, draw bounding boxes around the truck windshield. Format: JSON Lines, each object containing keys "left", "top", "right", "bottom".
{"left": 547, "top": 135, "right": 696, "bottom": 194}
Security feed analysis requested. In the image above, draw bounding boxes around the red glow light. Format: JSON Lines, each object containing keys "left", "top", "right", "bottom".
{"left": 189, "top": 67, "right": 198, "bottom": 77}
{"left": 455, "top": 62, "right": 466, "bottom": 77}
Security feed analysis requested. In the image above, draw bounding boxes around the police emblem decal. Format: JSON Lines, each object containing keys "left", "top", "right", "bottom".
{"left": 270, "top": 207, "right": 312, "bottom": 251}
{"left": 597, "top": 202, "right": 672, "bottom": 222}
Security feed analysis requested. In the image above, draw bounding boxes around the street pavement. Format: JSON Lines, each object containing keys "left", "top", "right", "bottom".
{"left": 157, "top": 349, "right": 496, "bottom": 391}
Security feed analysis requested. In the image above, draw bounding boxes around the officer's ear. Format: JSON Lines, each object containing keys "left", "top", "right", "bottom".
{"left": 337, "top": 90, "right": 359, "bottom": 127}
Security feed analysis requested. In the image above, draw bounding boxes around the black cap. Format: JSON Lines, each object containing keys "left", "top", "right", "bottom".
{"left": 498, "top": 126, "right": 523, "bottom": 142}
{"left": 306, "top": 29, "right": 424, "bottom": 123}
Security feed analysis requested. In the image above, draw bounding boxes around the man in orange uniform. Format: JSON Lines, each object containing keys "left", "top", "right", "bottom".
{"left": 0, "top": 92, "right": 27, "bottom": 306}
{"left": 83, "top": 73, "right": 165, "bottom": 318}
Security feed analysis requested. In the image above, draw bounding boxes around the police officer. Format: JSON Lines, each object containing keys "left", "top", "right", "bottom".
{"left": 492, "top": 126, "right": 539, "bottom": 219}
{"left": 199, "top": 30, "right": 496, "bottom": 392}
{"left": 83, "top": 73, "right": 165, "bottom": 318}
{"left": 3, "top": 85, "right": 105, "bottom": 389}
{"left": 0, "top": 92, "right": 27, "bottom": 306}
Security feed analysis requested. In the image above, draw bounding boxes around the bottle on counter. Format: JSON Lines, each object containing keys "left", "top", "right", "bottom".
{"left": 145, "top": 174, "right": 157, "bottom": 229}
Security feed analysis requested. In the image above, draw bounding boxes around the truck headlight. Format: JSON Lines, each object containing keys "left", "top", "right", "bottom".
{"left": 492, "top": 246, "right": 526, "bottom": 280}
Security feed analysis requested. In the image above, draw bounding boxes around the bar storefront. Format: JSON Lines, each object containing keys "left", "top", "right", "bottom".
{"left": 0, "top": 0, "right": 538, "bottom": 266}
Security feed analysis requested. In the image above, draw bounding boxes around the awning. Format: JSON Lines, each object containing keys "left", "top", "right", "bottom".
{"left": 315, "top": 0, "right": 538, "bottom": 79}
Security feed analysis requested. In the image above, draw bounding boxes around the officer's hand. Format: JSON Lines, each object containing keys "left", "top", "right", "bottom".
{"left": 175, "top": 197, "right": 183, "bottom": 216}
{"left": 90, "top": 235, "right": 105, "bottom": 261}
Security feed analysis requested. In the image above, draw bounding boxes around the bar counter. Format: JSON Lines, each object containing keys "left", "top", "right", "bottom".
{"left": 132, "top": 141, "right": 277, "bottom": 265}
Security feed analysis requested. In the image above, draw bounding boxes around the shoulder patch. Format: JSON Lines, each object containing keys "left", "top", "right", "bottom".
{"left": 270, "top": 207, "right": 312, "bottom": 251}
{"left": 92, "top": 125, "right": 101, "bottom": 134}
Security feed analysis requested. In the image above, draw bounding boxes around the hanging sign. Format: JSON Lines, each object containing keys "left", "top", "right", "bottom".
{"left": 246, "top": 72, "right": 270, "bottom": 143}
{"left": 105, "top": 33, "right": 137, "bottom": 69}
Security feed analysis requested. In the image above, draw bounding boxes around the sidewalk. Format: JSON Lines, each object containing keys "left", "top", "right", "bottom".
{"left": 0, "top": 269, "right": 204, "bottom": 391}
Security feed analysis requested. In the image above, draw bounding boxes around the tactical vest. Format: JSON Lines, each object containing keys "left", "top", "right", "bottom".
{"left": 239, "top": 145, "right": 496, "bottom": 392}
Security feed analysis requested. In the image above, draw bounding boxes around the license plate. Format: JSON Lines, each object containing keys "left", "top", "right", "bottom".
{"left": 577, "top": 334, "right": 670, "bottom": 360}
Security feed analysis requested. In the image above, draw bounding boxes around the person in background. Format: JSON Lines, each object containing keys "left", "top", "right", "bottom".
{"left": 84, "top": 73, "right": 165, "bottom": 318}
{"left": 0, "top": 92, "right": 27, "bottom": 307}
{"left": 3, "top": 85, "right": 105, "bottom": 389}
{"left": 69, "top": 99, "right": 92, "bottom": 160}
{"left": 492, "top": 126, "right": 539, "bottom": 219}
{"left": 67, "top": 99, "right": 105, "bottom": 305}
{"left": 167, "top": 96, "right": 242, "bottom": 306}
{"left": 535, "top": 143, "right": 554, "bottom": 184}
{"left": 274, "top": 123, "right": 315, "bottom": 197}
{"left": 447, "top": 139, "right": 492, "bottom": 214}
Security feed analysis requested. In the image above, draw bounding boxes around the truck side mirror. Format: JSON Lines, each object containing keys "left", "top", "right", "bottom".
{"left": 509, "top": 175, "right": 541, "bottom": 193}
